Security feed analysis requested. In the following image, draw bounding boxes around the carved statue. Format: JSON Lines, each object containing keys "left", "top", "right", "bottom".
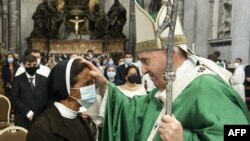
{"left": 218, "top": 0, "right": 232, "bottom": 38}
{"left": 107, "top": 0, "right": 127, "bottom": 38}
{"left": 88, "top": 0, "right": 108, "bottom": 39}
{"left": 69, "top": 16, "right": 85, "bottom": 35}
{"left": 29, "top": 0, "right": 66, "bottom": 39}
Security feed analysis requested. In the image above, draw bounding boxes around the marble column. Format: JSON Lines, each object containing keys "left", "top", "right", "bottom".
{"left": 19, "top": 0, "right": 42, "bottom": 55}
{"left": 2, "top": 0, "right": 8, "bottom": 49}
{"left": 183, "top": 0, "right": 195, "bottom": 51}
{"left": 8, "top": 0, "right": 18, "bottom": 52}
{"left": 178, "top": 0, "right": 184, "bottom": 25}
{"left": 129, "top": 0, "right": 135, "bottom": 53}
{"left": 231, "top": 0, "right": 250, "bottom": 64}
{"left": 210, "top": 0, "right": 220, "bottom": 39}
{"left": 184, "top": 0, "right": 211, "bottom": 57}
{"left": 0, "top": 1, "right": 2, "bottom": 43}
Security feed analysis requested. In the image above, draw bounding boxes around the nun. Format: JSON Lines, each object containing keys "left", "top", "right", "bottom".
{"left": 26, "top": 58, "right": 96, "bottom": 141}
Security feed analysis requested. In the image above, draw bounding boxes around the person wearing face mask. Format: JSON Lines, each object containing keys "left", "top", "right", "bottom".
{"left": 104, "top": 65, "right": 123, "bottom": 85}
{"left": 230, "top": 58, "right": 246, "bottom": 102}
{"left": 1, "top": 53, "right": 20, "bottom": 99}
{"left": 117, "top": 65, "right": 146, "bottom": 98}
{"left": 11, "top": 55, "right": 49, "bottom": 129}
{"left": 108, "top": 58, "right": 115, "bottom": 66}
{"left": 102, "top": 57, "right": 108, "bottom": 66}
{"left": 214, "top": 51, "right": 227, "bottom": 68}
{"left": 118, "top": 57, "right": 125, "bottom": 66}
{"left": 116, "top": 52, "right": 141, "bottom": 84}
{"left": 87, "top": 50, "right": 94, "bottom": 60}
{"left": 26, "top": 58, "right": 96, "bottom": 141}
{"left": 15, "top": 49, "right": 50, "bottom": 77}
{"left": 86, "top": 50, "right": 98, "bottom": 67}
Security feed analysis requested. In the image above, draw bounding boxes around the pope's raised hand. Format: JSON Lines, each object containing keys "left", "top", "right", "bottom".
{"left": 81, "top": 59, "right": 108, "bottom": 95}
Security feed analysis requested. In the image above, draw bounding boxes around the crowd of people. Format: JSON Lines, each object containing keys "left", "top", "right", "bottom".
{"left": 208, "top": 51, "right": 250, "bottom": 104}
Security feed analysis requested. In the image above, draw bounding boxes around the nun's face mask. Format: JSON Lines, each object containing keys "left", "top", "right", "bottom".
{"left": 71, "top": 84, "right": 96, "bottom": 108}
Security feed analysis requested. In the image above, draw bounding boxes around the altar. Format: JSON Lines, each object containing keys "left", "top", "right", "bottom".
{"left": 27, "top": 38, "right": 126, "bottom": 55}
{"left": 26, "top": 0, "right": 128, "bottom": 56}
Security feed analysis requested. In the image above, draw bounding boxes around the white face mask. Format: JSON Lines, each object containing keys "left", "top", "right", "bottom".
{"left": 107, "top": 71, "right": 116, "bottom": 78}
{"left": 108, "top": 60, "right": 114, "bottom": 65}
{"left": 125, "top": 58, "right": 132, "bottom": 65}
{"left": 234, "top": 63, "right": 240, "bottom": 68}
{"left": 7, "top": 58, "right": 14, "bottom": 63}
{"left": 71, "top": 84, "right": 96, "bottom": 108}
{"left": 96, "top": 62, "right": 100, "bottom": 66}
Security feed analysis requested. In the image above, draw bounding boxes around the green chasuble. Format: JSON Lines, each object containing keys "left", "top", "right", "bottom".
{"left": 101, "top": 74, "right": 250, "bottom": 141}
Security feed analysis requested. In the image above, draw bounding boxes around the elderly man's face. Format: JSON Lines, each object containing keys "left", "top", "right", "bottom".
{"left": 138, "top": 50, "right": 167, "bottom": 90}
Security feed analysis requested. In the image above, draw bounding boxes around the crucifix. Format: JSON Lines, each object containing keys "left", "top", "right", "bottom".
{"left": 69, "top": 16, "right": 85, "bottom": 37}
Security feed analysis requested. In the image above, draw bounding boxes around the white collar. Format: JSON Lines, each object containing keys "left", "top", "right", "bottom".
{"left": 155, "top": 60, "right": 195, "bottom": 105}
{"left": 236, "top": 64, "right": 243, "bottom": 68}
{"left": 175, "top": 60, "right": 195, "bottom": 79}
{"left": 54, "top": 102, "right": 78, "bottom": 119}
{"left": 154, "top": 90, "right": 166, "bottom": 106}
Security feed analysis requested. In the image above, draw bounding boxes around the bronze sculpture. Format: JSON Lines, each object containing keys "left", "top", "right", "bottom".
{"left": 29, "top": 0, "right": 66, "bottom": 39}
{"left": 107, "top": 0, "right": 127, "bottom": 38}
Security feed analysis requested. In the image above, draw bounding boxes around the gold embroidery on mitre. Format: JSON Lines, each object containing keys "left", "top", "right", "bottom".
{"left": 136, "top": 35, "right": 187, "bottom": 53}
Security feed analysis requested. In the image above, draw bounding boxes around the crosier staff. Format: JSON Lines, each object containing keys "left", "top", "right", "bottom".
{"left": 155, "top": 0, "right": 179, "bottom": 115}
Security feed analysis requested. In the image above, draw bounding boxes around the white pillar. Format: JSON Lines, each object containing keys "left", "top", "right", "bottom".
{"left": 19, "top": 0, "right": 42, "bottom": 55}
{"left": 231, "top": 0, "right": 250, "bottom": 64}
{"left": 1, "top": 0, "right": 8, "bottom": 49}
{"left": 0, "top": 1, "right": 2, "bottom": 43}
{"left": 184, "top": 0, "right": 211, "bottom": 57}
{"left": 8, "top": 0, "right": 18, "bottom": 52}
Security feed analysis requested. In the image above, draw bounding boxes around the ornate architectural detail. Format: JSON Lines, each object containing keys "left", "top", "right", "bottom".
{"left": 21, "top": 0, "right": 42, "bottom": 4}
{"left": 218, "top": 0, "right": 232, "bottom": 38}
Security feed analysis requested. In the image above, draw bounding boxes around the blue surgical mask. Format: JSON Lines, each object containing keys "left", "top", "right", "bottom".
{"left": 103, "top": 60, "right": 107, "bottom": 65}
{"left": 108, "top": 60, "right": 114, "bottom": 65}
{"left": 125, "top": 58, "right": 132, "bottom": 65}
{"left": 96, "top": 62, "right": 100, "bottom": 66}
{"left": 71, "top": 84, "right": 96, "bottom": 108}
{"left": 107, "top": 71, "right": 116, "bottom": 78}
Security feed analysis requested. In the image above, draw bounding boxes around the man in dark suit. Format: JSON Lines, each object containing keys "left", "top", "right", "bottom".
{"left": 116, "top": 52, "right": 141, "bottom": 84}
{"left": 11, "top": 55, "right": 49, "bottom": 129}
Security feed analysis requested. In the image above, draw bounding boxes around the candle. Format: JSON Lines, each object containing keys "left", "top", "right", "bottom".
{"left": 192, "top": 43, "right": 195, "bottom": 53}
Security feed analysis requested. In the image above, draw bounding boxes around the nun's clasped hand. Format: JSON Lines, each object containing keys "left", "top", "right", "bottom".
{"left": 159, "top": 115, "right": 184, "bottom": 141}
